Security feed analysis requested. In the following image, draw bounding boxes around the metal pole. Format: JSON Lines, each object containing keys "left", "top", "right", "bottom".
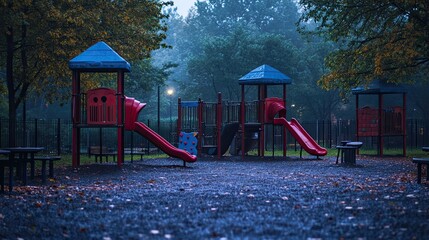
{"left": 170, "top": 95, "right": 172, "bottom": 143}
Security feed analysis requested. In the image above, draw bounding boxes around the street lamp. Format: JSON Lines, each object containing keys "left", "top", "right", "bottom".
{"left": 166, "top": 88, "right": 174, "bottom": 142}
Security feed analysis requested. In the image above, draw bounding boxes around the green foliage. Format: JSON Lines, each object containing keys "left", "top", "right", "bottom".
{"left": 0, "top": 0, "right": 171, "bottom": 107}
{"left": 191, "top": 0, "right": 300, "bottom": 35}
{"left": 185, "top": 29, "right": 299, "bottom": 101}
{"left": 298, "top": 0, "right": 429, "bottom": 92}
{"left": 127, "top": 59, "right": 177, "bottom": 98}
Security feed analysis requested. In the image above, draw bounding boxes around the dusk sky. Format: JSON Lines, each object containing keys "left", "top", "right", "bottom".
{"left": 172, "top": 0, "right": 197, "bottom": 16}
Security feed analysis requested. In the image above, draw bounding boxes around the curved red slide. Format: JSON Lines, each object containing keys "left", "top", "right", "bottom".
{"left": 134, "top": 122, "right": 197, "bottom": 162}
{"left": 274, "top": 117, "right": 327, "bottom": 156}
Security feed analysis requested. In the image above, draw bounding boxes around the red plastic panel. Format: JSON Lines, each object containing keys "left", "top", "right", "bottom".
{"left": 87, "top": 88, "right": 117, "bottom": 125}
{"left": 357, "top": 107, "right": 378, "bottom": 136}
{"left": 265, "top": 97, "right": 286, "bottom": 123}
{"left": 124, "top": 97, "right": 146, "bottom": 131}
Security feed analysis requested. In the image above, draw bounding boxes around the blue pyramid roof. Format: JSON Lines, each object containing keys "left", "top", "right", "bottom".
{"left": 239, "top": 64, "right": 291, "bottom": 85}
{"left": 69, "top": 41, "right": 130, "bottom": 72}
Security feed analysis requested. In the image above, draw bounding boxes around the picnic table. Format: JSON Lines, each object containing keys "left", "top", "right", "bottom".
{"left": 336, "top": 141, "right": 363, "bottom": 165}
{"left": 412, "top": 147, "right": 429, "bottom": 183}
{"left": 0, "top": 147, "right": 44, "bottom": 192}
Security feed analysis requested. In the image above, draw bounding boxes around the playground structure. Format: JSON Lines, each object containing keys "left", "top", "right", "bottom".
{"left": 352, "top": 80, "right": 407, "bottom": 156}
{"left": 68, "top": 43, "right": 326, "bottom": 164}
{"left": 69, "top": 42, "right": 196, "bottom": 167}
{"left": 177, "top": 65, "right": 328, "bottom": 159}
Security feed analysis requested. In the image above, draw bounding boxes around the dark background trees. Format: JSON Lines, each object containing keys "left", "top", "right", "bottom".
{"left": 2, "top": 0, "right": 428, "bottom": 147}
{"left": 155, "top": 0, "right": 344, "bottom": 121}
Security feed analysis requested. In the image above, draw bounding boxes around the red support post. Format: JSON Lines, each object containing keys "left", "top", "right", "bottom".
{"left": 283, "top": 84, "right": 287, "bottom": 157}
{"left": 116, "top": 71, "right": 124, "bottom": 166}
{"left": 259, "top": 85, "right": 266, "bottom": 158}
{"left": 257, "top": 85, "right": 261, "bottom": 157}
{"left": 355, "top": 94, "right": 360, "bottom": 155}
{"left": 216, "top": 93, "right": 222, "bottom": 159}
{"left": 378, "top": 94, "right": 384, "bottom": 156}
{"left": 72, "top": 70, "right": 81, "bottom": 168}
{"left": 403, "top": 93, "right": 407, "bottom": 156}
{"left": 241, "top": 85, "right": 246, "bottom": 159}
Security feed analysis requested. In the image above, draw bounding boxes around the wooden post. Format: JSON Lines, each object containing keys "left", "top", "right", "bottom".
{"left": 72, "top": 70, "right": 81, "bottom": 168}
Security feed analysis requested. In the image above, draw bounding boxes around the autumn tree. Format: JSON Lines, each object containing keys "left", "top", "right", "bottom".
{"left": 0, "top": 0, "right": 171, "bottom": 146}
{"left": 298, "top": 0, "right": 429, "bottom": 93}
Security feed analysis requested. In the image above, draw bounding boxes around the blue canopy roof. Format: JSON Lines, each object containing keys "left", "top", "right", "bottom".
{"left": 352, "top": 79, "right": 406, "bottom": 94}
{"left": 69, "top": 41, "right": 130, "bottom": 72}
{"left": 239, "top": 64, "right": 292, "bottom": 85}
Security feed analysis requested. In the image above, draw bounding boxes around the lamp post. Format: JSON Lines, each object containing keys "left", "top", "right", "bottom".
{"left": 167, "top": 88, "right": 174, "bottom": 142}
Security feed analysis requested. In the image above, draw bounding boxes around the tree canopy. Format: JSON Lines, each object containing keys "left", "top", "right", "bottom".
{"left": 0, "top": 0, "right": 171, "bottom": 146}
{"left": 298, "top": 0, "right": 429, "bottom": 92}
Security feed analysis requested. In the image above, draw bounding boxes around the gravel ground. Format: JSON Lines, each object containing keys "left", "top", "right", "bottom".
{"left": 1, "top": 155, "right": 428, "bottom": 239}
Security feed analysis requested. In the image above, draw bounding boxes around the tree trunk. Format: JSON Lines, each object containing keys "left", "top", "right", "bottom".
{"left": 6, "top": 26, "right": 16, "bottom": 147}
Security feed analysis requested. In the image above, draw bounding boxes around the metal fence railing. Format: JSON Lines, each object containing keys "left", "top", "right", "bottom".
{"left": 1, "top": 118, "right": 429, "bottom": 154}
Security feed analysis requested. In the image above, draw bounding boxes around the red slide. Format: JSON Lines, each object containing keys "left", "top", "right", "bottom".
{"left": 273, "top": 117, "right": 327, "bottom": 156}
{"left": 134, "top": 122, "right": 197, "bottom": 162}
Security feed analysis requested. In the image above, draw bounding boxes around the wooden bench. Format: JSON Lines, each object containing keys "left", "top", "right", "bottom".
{"left": 336, "top": 141, "right": 363, "bottom": 165}
{"left": 412, "top": 158, "right": 429, "bottom": 184}
{"left": 88, "top": 146, "right": 116, "bottom": 163}
{"left": 33, "top": 156, "right": 61, "bottom": 183}
{"left": 124, "top": 148, "right": 146, "bottom": 162}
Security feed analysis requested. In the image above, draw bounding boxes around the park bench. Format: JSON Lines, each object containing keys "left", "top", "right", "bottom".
{"left": 124, "top": 148, "right": 145, "bottom": 162}
{"left": 336, "top": 141, "right": 363, "bottom": 165}
{"left": 88, "top": 146, "right": 116, "bottom": 163}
